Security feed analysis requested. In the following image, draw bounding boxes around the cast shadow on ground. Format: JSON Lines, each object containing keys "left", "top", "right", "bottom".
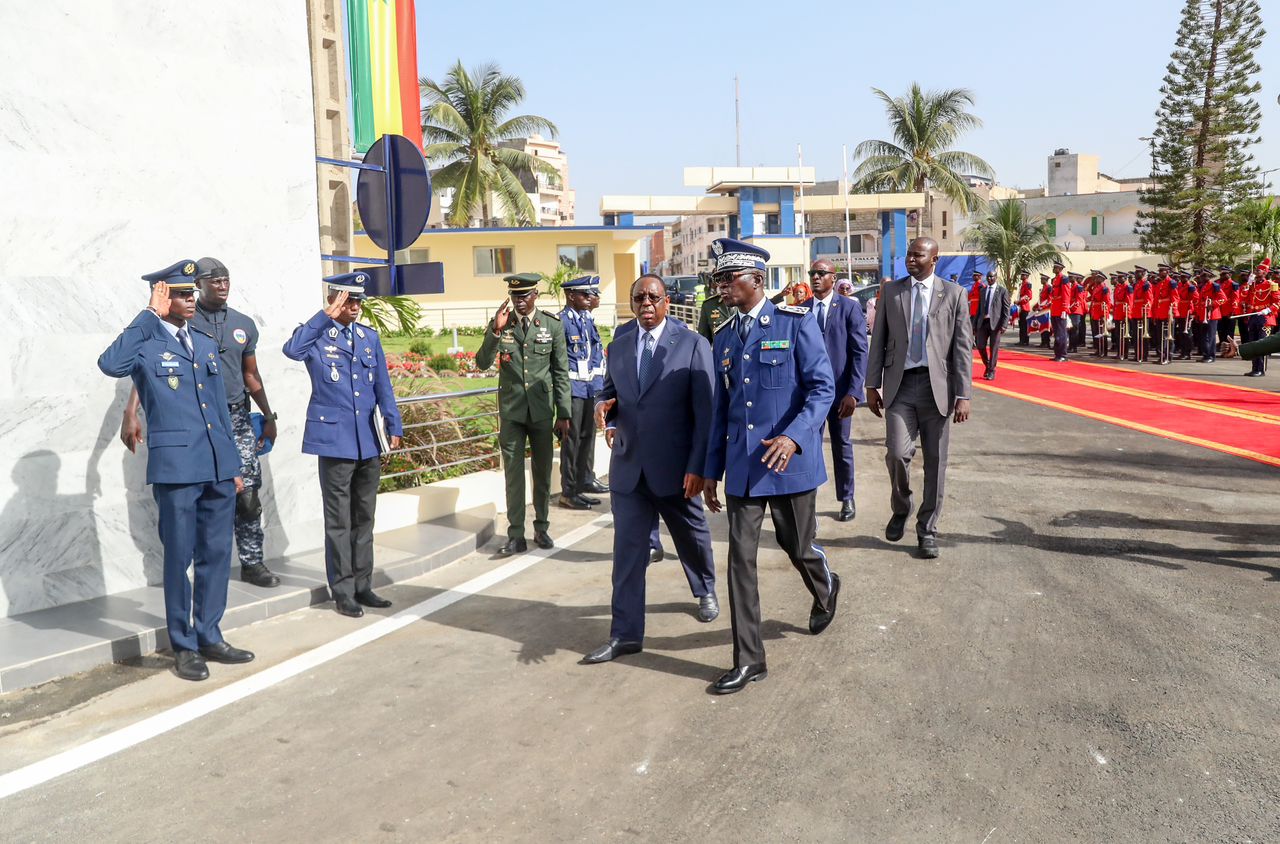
{"left": 385, "top": 584, "right": 807, "bottom": 682}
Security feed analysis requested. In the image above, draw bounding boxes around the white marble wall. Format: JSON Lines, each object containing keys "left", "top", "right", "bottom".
{"left": 0, "top": 3, "right": 329, "bottom": 617}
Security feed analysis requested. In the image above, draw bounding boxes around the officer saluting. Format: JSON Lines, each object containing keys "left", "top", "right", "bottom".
{"left": 476, "top": 273, "right": 572, "bottom": 557}
{"left": 283, "top": 272, "right": 402, "bottom": 618}
{"left": 703, "top": 238, "right": 838, "bottom": 695}
{"left": 558, "top": 275, "right": 606, "bottom": 510}
{"left": 97, "top": 260, "right": 253, "bottom": 681}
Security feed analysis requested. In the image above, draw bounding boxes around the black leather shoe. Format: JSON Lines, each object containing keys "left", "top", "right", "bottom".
{"left": 886, "top": 513, "right": 908, "bottom": 542}
{"left": 534, "top": 530, "right": 554, "bottom": 550}
{"left": 174, "top": 649, "right": 209, "bottom": 681}
{"left": 558, "top": 494, "right": 590, "bottom": 511}
{"left": 199, "top": 641, "right": 255, "bottom": 664}
{"left": 577, "top": 494, "right": 601, "bottom": 506}
{"left": 837, "top": 499, "right": 855, "bottom": 522}
{"left": 355, "top": 589, "right": 392, "bottom": 608}
{"left": 711, "top": 663, "right": 767, "bottom": 694}
{"left": 240, "top": 563, "right": 281, "bottom": 588}
{"left": 809, "top": 573, "right": 841, "bottom": 635}
{"left": 496, "top": 538, "right": 528, "bottom": 557}
{"left": 581, "top": 639, "right": 642, "bottom": 664}
{"left": 583, "top": 481, "right": 610, "bottom": 494}
{"left": 335, "top": 595, "right": 364, "bottom": 618}
{"left": 919, "top": 536, "right": 940, "bottom": 559}
{"left": 697, "top": 594, "right": 719, "bottom": 623}
{"left": 649, "top": 547, "right": 665, "bottom": 564}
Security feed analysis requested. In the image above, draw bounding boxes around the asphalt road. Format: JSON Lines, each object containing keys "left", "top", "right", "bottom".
{"left": 2, "top": 349, "right": 1278, "bottom": 843}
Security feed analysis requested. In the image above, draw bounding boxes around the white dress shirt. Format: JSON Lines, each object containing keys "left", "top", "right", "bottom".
{"left": 813, "top": 290, "right": 836, "bottom": 330}
{"left": 904, "top": 273, "right": 938, "bottom": 369}
{"left": 635, "top": 318, "right": 667, "bottom": 377}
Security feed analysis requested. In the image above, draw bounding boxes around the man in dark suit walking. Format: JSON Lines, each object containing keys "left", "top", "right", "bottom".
{"left": 975, "top": 270, "right": 1011, "bottom": 380}
{"left": 581, "top": 275, "right": 718, "bottom": 664}
{"left": 801, "top": 259, "right": 867, "bottom": 521}
{"left": 865, "top": 238, "right": 973, "bottom": 560}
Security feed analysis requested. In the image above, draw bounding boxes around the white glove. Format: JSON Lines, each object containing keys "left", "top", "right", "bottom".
{"left": 1262, "top": 307, "right": 1272, "bottom": 316}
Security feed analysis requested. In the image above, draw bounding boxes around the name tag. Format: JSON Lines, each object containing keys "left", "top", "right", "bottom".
{"left": 760, "top": 340, "right": 790, "bottom": 350}
{"left": 160, "top": 361, "right": 180, "bottom": 368}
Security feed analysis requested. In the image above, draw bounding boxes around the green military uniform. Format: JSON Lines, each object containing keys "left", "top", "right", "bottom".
{"left": 476, "top": 274, "right": 571, "bottom": 542}
{"left": 696, "top": 293, "right": 732, "bottom": 343}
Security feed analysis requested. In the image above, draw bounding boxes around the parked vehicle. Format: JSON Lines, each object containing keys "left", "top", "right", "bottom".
{"left": 662, "top": 275, "right": 702, "bottom": 305}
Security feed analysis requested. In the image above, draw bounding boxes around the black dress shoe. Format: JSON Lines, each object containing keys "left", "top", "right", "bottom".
{"left": 174, "top": 649, "right": 209, "bottom": 681}
{"left": 697, "top": 594, "right": 719, "bottom": 623}
{"left": 334, "top": 596, "right": 364, "bottom": 618}
{"left": 649, "top": 547, "right": 665, "bottom": 564}
{"left": 558, "top": 494, "right": 590, "bottom": 511}
{"left": 199, "top": 641, "right": 255, "bottom": 664}
{"left": 837, "top": 499, "right": 855, "bottom": 522}
{"left": 711, "top": 663, "right": 767, "bottom": 694}
{"left": 809, "top": 573, "right": 841, "bottom": 635}
{"left": 583, "top": 481, "right": 610, "bottom": 494}
{"left": 534, "top": 530, "right": 554, "bottom": 550}
{"left": 919, "top": 535, "right": 940, "bottom": 559}
{"left": 885, "top": 513, "right": 908, "bottom": 542}
{"left": 581, "top": 639, "right": 642, "bottom": 664}
{"left": 496, "top": 537, "right": 528, "bottom": 557}
{"left": 355, "top": 589, "right": 392, "bottom": 608}
{"left": 577, "top": 494, "right": 601, "bottom": 506}
{"left": 240, "top": 563, "right": 281, "bottom": 588}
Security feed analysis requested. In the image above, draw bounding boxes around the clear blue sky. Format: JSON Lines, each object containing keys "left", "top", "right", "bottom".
{"left": 416, "top": 0, "right": 1280, "bottom": 225}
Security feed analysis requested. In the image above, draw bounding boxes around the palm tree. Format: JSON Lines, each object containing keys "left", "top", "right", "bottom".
{"left": 1239, "top": 196, "right": 1280, "bottom": 262}
{"left": 361, "top": 295, "right": 422, "bottom": 336}
{"left": 421, "top": 61, "right": 560, "bottom": 227}
{"left": 962, "top": 200, "right": 1064, "bottom": 290}
{"left": 852, "top": 84, "right": 995, "bottom": 237}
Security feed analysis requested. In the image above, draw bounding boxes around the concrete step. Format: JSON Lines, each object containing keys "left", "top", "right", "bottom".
{"left": 0, "top": 507, "right": 496, "bottom": 693}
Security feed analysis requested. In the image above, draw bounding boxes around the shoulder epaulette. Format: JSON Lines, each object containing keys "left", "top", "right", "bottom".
{"left": 189, "top": 326, "right": 214, "bottom": 339}
{"left": 704, "top": 293, "right": 721, "bottom": 303}
{"left": 775, "top": 304, "right": 810, "bottom": 315}
{"left": 541, "top": 310, "right": 561, "bottom": 321}
{"left": 353, "top": 321, "right": 377, "bottom": 336}
{"left": 713, "top": 317, "right": 735, "bottom": 334}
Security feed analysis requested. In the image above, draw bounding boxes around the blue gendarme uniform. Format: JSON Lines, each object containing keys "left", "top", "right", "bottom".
{"left": 97, "top": 262, "right": 241, "bottom": 654}
{"left": 282, "top": 312, "right": 403, "bottom": 460}
{"left": 561, "top": 306, "right": 605, "bottom": 398}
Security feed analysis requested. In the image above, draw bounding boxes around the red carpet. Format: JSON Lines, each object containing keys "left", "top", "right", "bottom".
{"left": 974, "top": 349, "right": 1280, "bottom": 467}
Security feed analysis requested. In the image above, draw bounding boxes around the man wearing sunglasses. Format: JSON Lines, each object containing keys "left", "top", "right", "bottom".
{"left": 800, "top": 259, "right": 867, "bottom": 522}
{"left": 477, "top": 274, "right": 572, "bottom": 556}
{"left": 703, "top": 238, "right": 838, "bottom": 695}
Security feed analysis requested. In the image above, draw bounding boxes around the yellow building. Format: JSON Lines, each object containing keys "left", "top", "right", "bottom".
{"left": 352, "top": 224, "right": 658, "bottom": 328}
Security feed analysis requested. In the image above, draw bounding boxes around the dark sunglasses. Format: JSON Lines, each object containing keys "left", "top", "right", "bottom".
{"left": 808, "top": 270, "right": 833, "bottom": 278}
{"left": 631, "top": 292, "right": 666, "bottom": 303}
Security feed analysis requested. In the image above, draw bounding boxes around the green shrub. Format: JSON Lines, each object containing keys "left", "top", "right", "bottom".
{"left": 419, "top": 326, "right": 436, "bottom": 338}
{"left": 427, "top": 353, "right": 459, "bottom": 372}
{"left": 409, "top": 339, "right": 434, "bottom": 356}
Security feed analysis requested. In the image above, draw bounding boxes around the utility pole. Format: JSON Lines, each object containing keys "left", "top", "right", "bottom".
{"left": 1139, "top": 136, "right": 1157, "bottom": 180}
{"left": 734, "top": 75, "right": 741, "bottom": 166}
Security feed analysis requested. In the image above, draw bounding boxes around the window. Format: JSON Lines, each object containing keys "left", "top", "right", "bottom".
{"left": 395, "top": 247, "right": 429, "bottom": 264}
{"left": 766, "top": 214, "right": 780, "bottom": 235}
{"left": 849, "top": 234, "right": 864, "bottom": 253}
{"left": 1046, "top": 218, "right": 1057, "bottom": 237}
{"left": 557, "top": 244, "right": 597, "bottom": 271}
{"left": 811, "top": 236, "right": 841, "bottom": 257}
{"left": 1091, "top": 216, "right": 1104, "bottom": 236}
{"left": 942, "top": 210, "right": 948, "bottom": 226}
{"left": 474, "top": 246, "right": 514, "bottom": 275}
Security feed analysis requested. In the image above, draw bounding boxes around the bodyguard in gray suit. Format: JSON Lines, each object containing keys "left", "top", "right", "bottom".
{"left": 865, "top": 238, "right": 973, "bottom": 559}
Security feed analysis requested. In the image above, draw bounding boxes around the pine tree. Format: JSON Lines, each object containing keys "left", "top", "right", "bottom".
{"left": 1139, "top": 0, "right": 1264, "bottom": 265}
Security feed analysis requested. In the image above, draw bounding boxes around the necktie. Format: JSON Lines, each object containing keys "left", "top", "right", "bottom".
{"left": 176, "top": 327, "right": 192, "bottom": 356}
{"left": 987, "top": 287, "right": 996, "bottom": 324}
{"left": 342, "top": 327, "right": 353, "bottom": 347}
{"left": 639, "top": 331, "right": 655, "bottom": 391}
{"left": 521, "top": 316, "right": 530, "bottom": 334}
{"left": 738, "top": 314, "right": 753, "bottom": 342}
{"left": 817, "top": 300, "right": 827, "bottom": 332}
{"left": 909, "top": 282, "right": 926, "bottom": 363}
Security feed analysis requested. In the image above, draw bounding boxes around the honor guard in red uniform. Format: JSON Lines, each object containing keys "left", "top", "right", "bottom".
{"left": 1017, "top": 271, "right": 1033, "bottom": 345}
{"left": 1037, "top": 274, "right": 1053, "bottom": 348}
{"left": 1068, "top": 273, "right": 1087, "bottom": 352}
{"left": 1111, "top": 273, "right": 1130, "bottom": 358}
{"left": 1129, "top": 267, "right": 1151, "bottom": 362}
{"left": 968, "top": 270, "right": 985, "bottom": 334}
{"left": 1088, "top": 270, "right": 1112, "bottom": 357}
{"left": 1217, "top": 267, "right": 1238, "bottom": 347}
{"left": 1150, "top": 265, "right": 1174, "bottom": 364}
{"left": 1243, "top": 263, "right": 1277, "bottom": 376}
{"left": 1196, "top": 272, "right": 1226, "bottom": 363}
{"left": 1174, "top": 273, "right": 1194, "bottom": 358}
{"left": 1049, "top": 261, "right": 1071, "bottom": 361}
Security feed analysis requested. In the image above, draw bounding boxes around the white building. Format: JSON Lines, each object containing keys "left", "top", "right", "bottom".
{"left": 1015, "top": 150, "right": 1155, "bottom": 251}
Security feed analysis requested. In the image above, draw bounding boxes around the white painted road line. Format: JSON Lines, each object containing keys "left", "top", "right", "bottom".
{"left": 0, "top": 515, "right": 613, "bottom": 801}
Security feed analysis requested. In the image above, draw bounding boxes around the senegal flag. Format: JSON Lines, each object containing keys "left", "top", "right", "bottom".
{"left": 347, "top": 0, "right": 423, "bottom": 152}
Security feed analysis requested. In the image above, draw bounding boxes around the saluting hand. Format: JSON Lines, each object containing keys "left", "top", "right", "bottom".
{"left": 324, "top": 290, "right": 349, "bottom": 319}
{"left": 148, "top": 281, "right": 171, "bottom": 317}
{"left": 492, "top": 299, "right": 512, "bottom": 333}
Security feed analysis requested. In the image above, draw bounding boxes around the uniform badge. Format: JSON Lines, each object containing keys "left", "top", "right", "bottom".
{"left": 160, "top": 351, "right": 174, "bottom": 361}
{"left": 208, "top": 352, "right": 215, "bottom": 359}
{"left": 501, "top": 352, "right": 512, "bottom": 363}
{"left": 324, "top": 345, "right": 338, "bottom": 353}
{"left": 760, "top": 314, "right": 770, "bottom": 326}
{"left": 355, "top": 327, "right": 366, "bottom": 338}
{"left": 327, "top": 327, "right": 338, "bottom": 339}
{"left": 183, "top": 262, "right": 196, "bottom": 275}
{"left": 761, "top": 340, "right": 790, "bottom": 350}
{"left": 167, "top": 376, "right": 180, "bottom": 390}
{"left": 329, "top": 365, "right": 340, "bottom": 382}
{"left": 364, "top": 347, "right": 371, "bottom": 355}
{"left": 233, "top": 328, "right": 248, "bottom": 345}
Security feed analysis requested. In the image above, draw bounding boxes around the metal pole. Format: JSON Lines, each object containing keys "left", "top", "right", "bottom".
{"left": 383, "top": 134, "right": 397, "bottom": 298}
{"left": 797, "top": 143, "right": 807, "bottom": 264}
{"left": 734, "top": 75, "right": 741, "bottom": 167}
{"left": 842, "top": 144, "right": 853, "bottom": 283}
